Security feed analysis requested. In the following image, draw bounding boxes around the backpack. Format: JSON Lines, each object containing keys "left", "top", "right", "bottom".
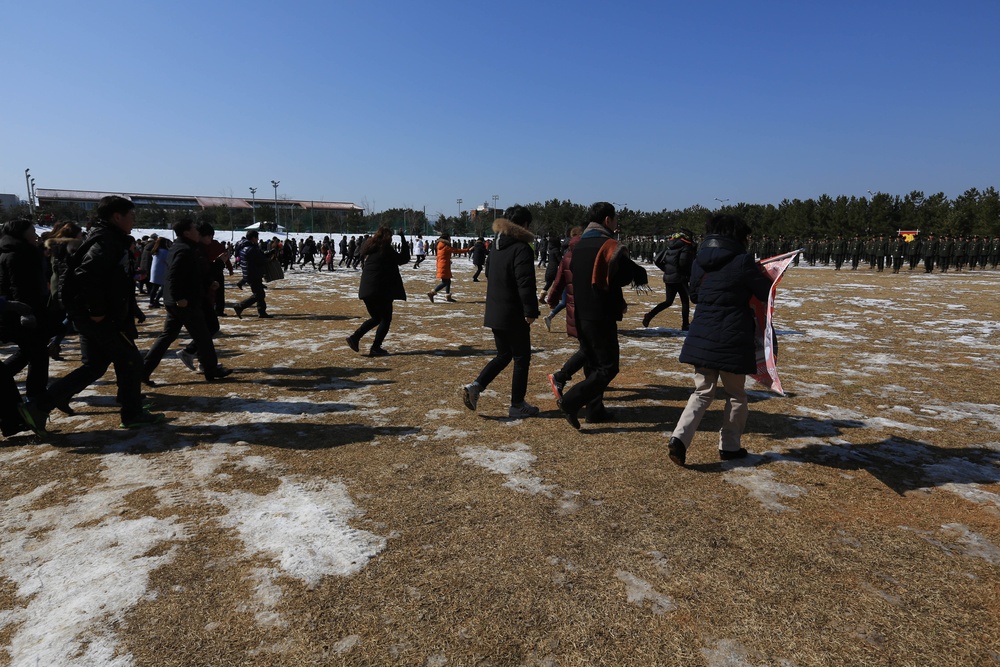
{"left": 653, "top": 246, "right": 669, "bottom": 272}
{"left": 58, "top": 233, "right": 103, "bottom": 315}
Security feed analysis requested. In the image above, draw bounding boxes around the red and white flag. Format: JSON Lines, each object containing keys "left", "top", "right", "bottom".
{"left": 751, "top": 249, "right": 800, "bottom": 395}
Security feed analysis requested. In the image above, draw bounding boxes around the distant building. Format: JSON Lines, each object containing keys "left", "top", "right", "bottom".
{"left": 35, "top": 188, "right": 363, "bottom": 218}
{"left": 0, "top": 194, "right": 22, "bottom": 211}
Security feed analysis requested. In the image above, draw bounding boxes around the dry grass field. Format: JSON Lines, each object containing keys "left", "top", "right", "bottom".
{"left": 2, "top": 256, "right": 999, "bottom": 666}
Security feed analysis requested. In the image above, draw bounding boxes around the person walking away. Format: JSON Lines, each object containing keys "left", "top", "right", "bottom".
{"left": 338, "top": 236, "right": 349, "bottom": 267}
{"left": 0, "top": 219, "right": 50, "bottom": 406}
{"left": 45, "top": 221, "right": 85, "bottom": 359}
{"left": 413, "top": 235, "right": 426, "bottom": 268}
{"left": 21, "top": 196, "right": 164, "bottom": 431}
{"left": 142, "top": 219, "right": 231, "bottom": 384}
{"left": 427, "top": 233, "right": 472, "bottom": 302}
{"left": 544, "top": 227, "right": 586, "bottom": 399}
{"left": 543, "top": 228, "right": 580, "bottom": 331}
{"left": 462, "top": 206, "right": 540, "bottom": 418}
{"left": 471, "top": 236, "right": 487, "bottom": 282}
{"left": 299, "top": 235, "right": 317, "bottom": 270}
{"left": 147, "top": 236, "right": 171, "bottom": 307}
{"left": 556, "top": 202, "right": 648, "bottom": 429}
{"left": 666, "top": 214, "right": 773, "bottom": 466}
{"left": 138, "top": 234, "right": 156, "bottom": 295}
{"left": 540, "top": 232, "right": 563, "bottom": 301}
{"left": 197, "top": 223, "right": 232, "bottom": 317}
{"left": 233, "top": 230, "right": 274, "bottom": 319}
{"left": 2, "top": 297, "right": 39, "bottom": 437}
{"left": 642, "top": 228, "right": 695, "bottom": 330}
{"left": 345, "top": 227, "right": 410, "bottom": 357}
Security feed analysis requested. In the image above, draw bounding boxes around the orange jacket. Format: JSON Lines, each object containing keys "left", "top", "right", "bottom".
{"left": 435, "top": 239, "right": 471, "bottom": 279}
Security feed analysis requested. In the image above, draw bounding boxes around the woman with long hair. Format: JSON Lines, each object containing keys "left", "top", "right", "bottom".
{"left": 345, "top": 226, "right": 410, "bottom": 357}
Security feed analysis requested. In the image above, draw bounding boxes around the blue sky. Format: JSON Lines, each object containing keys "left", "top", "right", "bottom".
{"left": 3, "top": 0, "right": 998, "bottom": 218}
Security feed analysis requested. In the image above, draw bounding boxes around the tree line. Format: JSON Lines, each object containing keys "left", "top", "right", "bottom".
{"left": 7, "top": 186, "right": 999, "bottom": 240}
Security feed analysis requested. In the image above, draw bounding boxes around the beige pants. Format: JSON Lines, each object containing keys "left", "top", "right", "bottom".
{"left": 671, "top": 367, "right": 748, "bottom": 452}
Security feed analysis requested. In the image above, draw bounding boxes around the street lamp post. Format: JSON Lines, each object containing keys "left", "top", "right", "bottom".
{"left": 24, "top": 169, "right": 33, "bottom": 218}
{"left": 271, "top": 180, "right": 280, "bottom": 231}
{"left": 715, "top": 198, "right": 729, "bottom": 206}
{"left": 249, "top": 187, "right": 257, "bottom": 227}
{"left": 492, "top": 194, "right": 499, "bottom": 220}
{"left": 456, "top": 198, "right": 463, "bottom": 224}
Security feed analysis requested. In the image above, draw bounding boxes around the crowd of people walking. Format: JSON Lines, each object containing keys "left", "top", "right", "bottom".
{"left": 4, "top": 195, "right": 998, "bottom": 464}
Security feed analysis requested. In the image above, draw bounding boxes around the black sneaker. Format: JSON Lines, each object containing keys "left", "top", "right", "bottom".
{"left": 557, "top": 399, "right": 580, "bottom": 430}
{"left": 667, "top": 437, "right": 686, "bottom": 466}
{"left": 719, "top": 448, "right": 748, "bottom": 461}
{"left": 17, "top": 402, "right": 49, "bottom": 436}
{"left": 369, "top": 347, "right": 390, "bottom": 357}
{"left": 206, "top": 366, "right": 233, "bottom": 381}
{"left": 585, "top": 408, "right": 616, "bottom": 424}
{"left": 346, "top": 336, "right": 360, "bottom": 353}
{"left": 258, "top": 312, "right": 274, "bottom": 319}
{"left": 120, "top": 410, "right": 166, "bottom": 429}
{"left": 233, "top": 304, "right": 244, "bottom": 319}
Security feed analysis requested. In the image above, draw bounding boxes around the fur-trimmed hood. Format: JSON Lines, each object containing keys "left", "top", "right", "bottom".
{"left": 492, "top": 218, "right": 535, "bottom": 250}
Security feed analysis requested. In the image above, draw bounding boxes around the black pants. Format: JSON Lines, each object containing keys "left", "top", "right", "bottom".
{"left": 474, "top": 325, "right": 531, "bottom": 405}
{"left": 472, "top": 263, "right": 484, "bottom": 281}
{"left": 2, "top": 324, "right": 49, "bottom": 402}
{"left": 351, "top": 298, "right": 394, "bottom": 351}
{"left": 559, "top": 318, "right": 618, "bottom": 418}
{"left": 143, "top": 304, "right": 219, "bottom": 380}
{"left": 45, "top": 317, "right": 144, "bottom": 419}
{"left": 552, "top": 346, "right": 586, "bottom": 384}
{"left": 644, "top": 282, "right": 690, "bottom": 328}
{"left": 236, "top": 278, "right": 267, "bottom": 315}
{"left": 1, "top": 362, "right": 25, "bottom": 436}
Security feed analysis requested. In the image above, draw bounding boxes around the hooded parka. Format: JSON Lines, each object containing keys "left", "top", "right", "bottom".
{"left": 678, "top": 235, "right": 772, "bottom": 374}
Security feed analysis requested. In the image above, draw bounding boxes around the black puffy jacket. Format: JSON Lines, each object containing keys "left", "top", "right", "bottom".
{"left": 678, "top": 235, "right": 772, "bottom": 374}
{"left": 483, "top": 218, "right": 538, "bottom": 330}
{"left": 61, "top": 221, "right": 136, "bottom": 329}
{"left": 659, "top": 236, "right": 695, "bottom": 285}
{"left": 358, "top": 235, "right": 409, "bottom": 302}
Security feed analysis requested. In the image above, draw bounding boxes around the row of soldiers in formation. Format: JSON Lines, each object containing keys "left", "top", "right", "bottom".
{"left": 619, "top": 233, "right": 1000, "bottom": 274}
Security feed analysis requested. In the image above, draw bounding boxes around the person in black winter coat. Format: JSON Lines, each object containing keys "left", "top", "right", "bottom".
{"left": 557, "top": 202, "right": 648, "bottom": 429}
{"left": 1, "top": 296, "right": 37, "bottom": 436}
{"left": 667, "top": 214, "right": 773, "bottom": 466}
{"left": 142, "top": 218, "right": 231, "bottom": 383}
{"left": 642, "top": 229, "right": 695, "bottom": 329}
{"left": 0, "top": 219, "right": 49, "bottom": 404}
{"left": 22, "top": 196, "right": 164, "bottom": 431}
{"left": 346, "top": 226, "right": 410, "bottom": 357}
{"left": 233, "top": 230, "right": 273, "bottom": 318}
{"left": 462, "top": 206, "right": 540, "bottom": 418}
{"left": 541, "top": 232, "right": 563, "bottom": 298}
{"left": 470, "top": 237, "right": 487, "bottom": 282}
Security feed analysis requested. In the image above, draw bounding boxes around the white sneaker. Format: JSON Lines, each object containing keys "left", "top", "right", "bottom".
{"left": 508, "top": 402, "right": 540, "bottom": 418}
{"left": 177, "top": 350, "right": 198, "bottom": 372}
{"left": 462, "top": 383, "right": 480, "bottom": 411}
